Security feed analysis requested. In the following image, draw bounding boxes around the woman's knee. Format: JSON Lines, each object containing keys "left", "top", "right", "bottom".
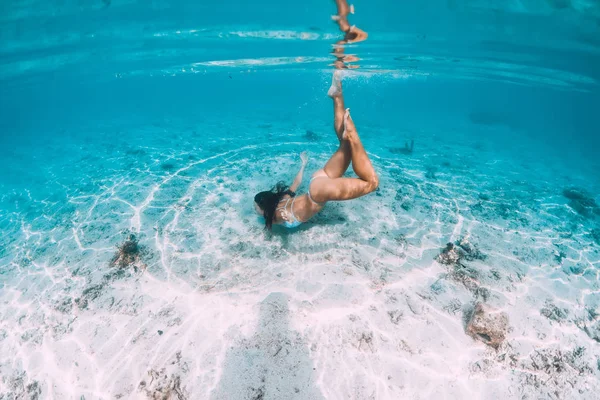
{"left": 367, "top": 174, "right": 379, "bottom": 193}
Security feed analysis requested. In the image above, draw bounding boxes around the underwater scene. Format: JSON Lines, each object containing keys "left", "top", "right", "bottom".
{"left": 1, "top": 0, "right": 599, "bottom": 399}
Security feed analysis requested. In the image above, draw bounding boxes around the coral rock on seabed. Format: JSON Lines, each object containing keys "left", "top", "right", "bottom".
{"left": 436, "top": 237, "right": 486, "bottom": 266}
{"left": 110, "top": 233, "right": 146, "bottom": 271}
{"left": 437, "top": 243, "right": 461, "bottom": 265}
{"left": 466, "top": 303, "right": 509, "bottom": 349}
{"left": 562, "top": 187, "right": 600, "bottom": 218}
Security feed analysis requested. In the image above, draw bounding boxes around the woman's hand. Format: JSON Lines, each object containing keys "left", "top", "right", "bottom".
{"left": 300, "top": 151, "right": 308, "bottom": 166}
{"left": 290, "top": 152, "right": 308, "bottom": 193}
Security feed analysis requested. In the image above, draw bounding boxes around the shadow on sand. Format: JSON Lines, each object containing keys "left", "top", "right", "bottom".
{"left": 211, "top": 293, "right": 324, "bottom": 400}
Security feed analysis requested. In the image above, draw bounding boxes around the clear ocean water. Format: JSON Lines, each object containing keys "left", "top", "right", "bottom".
{"left": 1, "top": 1, "right": 599, "bottom": 399}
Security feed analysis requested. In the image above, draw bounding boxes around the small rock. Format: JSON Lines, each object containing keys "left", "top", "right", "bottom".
{"left": 466, "top": 303, "right": 509, "bottom": 349}
{"left": 305, "top": 130, "right": 319, "bottom": 141}
{"left": 474, "top": 287, "right": 490, "bottom": 302}
{"left": 563, "top": 187, "right": 600, "bottom": 218}
{"left": 554, "top": 250, "right": 567, "bottom": 264}
{"left": 569, "top": 264, "right": 584, "bottom": 275}
{"left": 110, "top": 233, "right": 147, "bottom": 271}
{"left": 437, "top": 243, "right": 461, "bottom": 265}
{"left": 161, "top": 162, "right": 176, "bottom": 171}
{"left": 436, "top": 237, "right": 486, "bottom": 266}
{"left": 388, "top": 310, "right": 403, "bottom": 325}
{"left": 563, "top": 188, "right": 587, "bottom": 200}
{"left": 457, "top": 237, "right": 486, "bottom": 261}
{"left": 541, "top": 302, "right": 569, "bottom": 323}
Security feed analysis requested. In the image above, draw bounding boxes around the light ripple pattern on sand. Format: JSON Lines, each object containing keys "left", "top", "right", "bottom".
{"left": 1, "top": 110, "right": 599, "bottom": 399}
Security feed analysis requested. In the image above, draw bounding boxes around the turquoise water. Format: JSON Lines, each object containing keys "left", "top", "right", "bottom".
{"left": 1, "top": 1, "right": 600, "bottom": 399}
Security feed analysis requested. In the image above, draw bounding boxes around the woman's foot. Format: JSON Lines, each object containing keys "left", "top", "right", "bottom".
{"left": 342, "top": 108, "right": 357, "bottom": 141}
{"left": 327, "top": 70, "right": 343, "bottom": 98}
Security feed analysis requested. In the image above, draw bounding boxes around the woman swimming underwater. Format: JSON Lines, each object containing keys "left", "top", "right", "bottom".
{"left": 254, "top": 72, "right": 379, "bottom": 230}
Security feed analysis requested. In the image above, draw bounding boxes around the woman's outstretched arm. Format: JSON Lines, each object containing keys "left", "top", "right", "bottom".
{"left": 290, "top": 152, "right": 308, "bottom": 193}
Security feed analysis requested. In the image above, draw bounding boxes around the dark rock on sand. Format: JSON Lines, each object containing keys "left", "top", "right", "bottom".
{"left": 457, "top": 237, "right": 486, "bottom": 262}
{"left": 110, "top": 233, "right": 147, "bottom": 271}
{"left": 437, "top": 243, "right": 461, "bottom": 265}
{"left": 436, "top": 237, "right": 486, "bottom": 266}
{"left": 541, "top": 301, "right": 569, "bottom": 323}
{"left": 466, "top": 303, "right": 509, "bottom": 349}
{"left": 574, "top": 308, "right": 600, "bottom": 343}
{"left": 161, "top": 162, "right": 177, "bottom": 171}
{"left": 568, "top": 264, "right": 585, "bottom": 275}
{"left": 554, "top": 250, "right": 567, "bottom": 264}
{"left": 437, "top": 238, "right": 488, "bottom": 294}
{"left": 139, "top": 370, "right": 186, "bottom": 399}
{"left": 563, "top": 187, "right": 591, "bottom": 201}
{"left": 305, "top": 130, "right": 319, "bottom": 141}
{"left": 389, "top": 139, "right": 414, "bottom": 155}
{"left": 4, "top": 371, "right": 42, "bottom": 400}
{"left": 450, "top": 264, "right": 480, "bottom": 292}
{"left": 563, "top": 187, "right": 600, "bottom": 218}
{"left": 74, "top": 284, "right": 105, "bottom": 310}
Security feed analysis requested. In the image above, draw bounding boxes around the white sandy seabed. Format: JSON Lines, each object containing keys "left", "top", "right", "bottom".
{"left": 1, "top": 114, "right": 599, "bottom": 400}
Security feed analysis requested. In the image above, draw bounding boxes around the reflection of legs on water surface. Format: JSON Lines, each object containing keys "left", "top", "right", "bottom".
{"left": 332, "top": 0, "right": 368, "bottom": 43}
{"left": 331, "top": 0, "right": 354, "bottom": 32}
{"left": 331, "top": 0, "right": 367, "bottom": 70}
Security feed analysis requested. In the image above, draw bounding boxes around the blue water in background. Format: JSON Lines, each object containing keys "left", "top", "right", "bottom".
{"left": 1, "top": 1, "right": 600, "bottom": 399}
{"left": 1, "top": 1, "right": 599, "bottom": 195}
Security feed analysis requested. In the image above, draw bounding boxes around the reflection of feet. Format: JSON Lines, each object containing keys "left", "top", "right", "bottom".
{"left": 344, "top": 26, "right": 368, "bottom": 43}
{"left": 327, "top": 71, "right": 343, "bottom": 98}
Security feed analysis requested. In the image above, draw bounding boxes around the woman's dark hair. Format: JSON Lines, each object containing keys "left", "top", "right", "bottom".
{"left": 254, "top": 181, "right": 295, "bottom": 230}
